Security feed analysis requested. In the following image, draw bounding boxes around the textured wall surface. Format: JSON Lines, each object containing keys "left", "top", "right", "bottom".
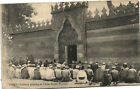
{"left": 87, "top": 23, "right": 140, "bottom": 63}
{"left": 7, "top": 29, "right": 56, "bottom": 59}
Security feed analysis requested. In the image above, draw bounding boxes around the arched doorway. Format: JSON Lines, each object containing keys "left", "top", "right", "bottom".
{"left": 58, "top": 19, "right": 78, "bottom": 64}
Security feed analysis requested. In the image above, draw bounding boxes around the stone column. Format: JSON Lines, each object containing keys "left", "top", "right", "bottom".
{"left": 77, "top": 43, "right": 84, "bottom": 62}
{"left": 65, "top": 46, "right": 68, "bottom": 63}
{"left": 54, "top": 42, "right": 59, "bottom": 61}
{"left": 138, "top": 32, "right": 140, "bottom": 59}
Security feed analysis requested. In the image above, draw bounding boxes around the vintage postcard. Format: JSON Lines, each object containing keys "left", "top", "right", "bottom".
{"left": 1, "top": 0, "right": 140, "bottom": 89}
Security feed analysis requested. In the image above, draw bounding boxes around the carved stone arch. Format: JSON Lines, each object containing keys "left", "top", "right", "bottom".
{"left": 56, "top": 16, "right": 81, "bottom": 42}
{"left": 58, "top": 18, "right": 78, "bottom": 63}
{"left": 58, "top": 19, "right": 78, "bottom": 45}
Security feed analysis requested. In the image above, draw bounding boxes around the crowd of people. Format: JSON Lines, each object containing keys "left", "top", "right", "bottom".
{"left": 8, "top": 60, "right": 140, "bottom": 86}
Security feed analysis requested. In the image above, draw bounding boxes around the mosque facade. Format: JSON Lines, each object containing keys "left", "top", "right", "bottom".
{"left": 2, "top": 1, "right": 140, "bottom": 64}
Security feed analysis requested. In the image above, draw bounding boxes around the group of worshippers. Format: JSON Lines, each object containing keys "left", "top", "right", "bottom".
{"left": 8, "top": 61, "right": 140, "bottom": 86}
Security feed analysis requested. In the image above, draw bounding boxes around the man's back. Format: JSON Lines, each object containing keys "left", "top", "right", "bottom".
{"left": 45, "top": 68, "right": 55, "bottom": 80}
{"left": 62, "top": 69, "right": 71, "bottom": 82}
{"left": 76, "top": 70, "right": 88, "bottom": 83}
{"left": 73, "top": 69, "right": 79, "bottom": 79}
{"left": 86, "top": 69, "right": 93, "bottom": 76}
{"left": 111, "top": 69, "right": 119, "bottom": 78}
{"left": 128, "top": 68, "right": 137, "bottom": 79}
{"left": 15, "top": 68, "right": 21, "bottom": 79}
{"left": 62, "top": 69, "right": 70, "bottom": 78}
{"left": 111, "top": 69, "right": 119, "bottom": 82}
{"left": 121, "top": 68, "right": 129, "bottom": 77}
{"left": 55, "top": 69, "right": 62, "bottom": 79}
{"left": 95, "top": 68, "right": 104, "bottom": 82}
{"left": 27, "top": 67, "right": 35, "bottom": 79}
{"left": 120, "top": 67, "right": 129, "bottom": 82}
{"left": 40, "top": 67, "right": 46, "bottom": 79}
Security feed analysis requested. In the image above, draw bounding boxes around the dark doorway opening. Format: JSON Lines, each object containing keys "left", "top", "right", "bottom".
{"left": 67, "top": 45, "right": 77, "bottom": 64}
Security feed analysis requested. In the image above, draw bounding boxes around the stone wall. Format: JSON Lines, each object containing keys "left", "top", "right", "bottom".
{"left": 87, "top": 23, "right": 140, "bottom": 63}
{"left": 6, "top": 29, "right": 56, "bottom": 60}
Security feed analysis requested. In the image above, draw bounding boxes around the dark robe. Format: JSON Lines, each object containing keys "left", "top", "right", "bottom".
{"left": 44, "top": 61, "right": 49, "bottom": 67}
{"left": 34, "top": 68, "right": 41, "bottom": 80}
{"left": 102, "top": 72, "right": 112, "bottom": 86}
{"left": 120, "top": 67, "right": 129, "bottom": 82}
{"left": 93, "top": 64, "right": 98, "bottom": 73}
{"left": 86, "top": 69, "right": 94, "bottom": 81}
{"left": 21, "top": 67, "right": 29, "bottom": 79}
{"left": 95, "top": 68, "right": 104, "bottom": 82}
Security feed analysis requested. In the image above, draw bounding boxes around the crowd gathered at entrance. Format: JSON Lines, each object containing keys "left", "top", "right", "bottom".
{"left": 8, "top": 60, "right": 140, "bottom": 86}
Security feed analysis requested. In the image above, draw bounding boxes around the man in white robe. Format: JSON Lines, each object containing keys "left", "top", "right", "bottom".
{"left": 76, "top": 66, "right": 88, "bottom": 84}
{"left": 9, "top": 64, "right": 16, "bottom": 79}
{"left": 45, "top": 64, "right": 55, "bottom": 81}
{"left": 62, "top": 66, "right": 71, "bottom": 82}
{"left": 15, "top": 65, "right": 22, "bottom": 79}
{"left": 40, "top": 64, "right": 46, "bottom": 80}
{"left": 27, "top": 64, "right": 35, "bottom": 79}
{"left": 72, "top": 65, "right": 80, "bottom": 79}
{"left": 54, "top": 64, "right": 62, "bottom": 81}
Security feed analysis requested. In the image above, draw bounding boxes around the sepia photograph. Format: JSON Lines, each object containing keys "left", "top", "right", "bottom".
{"left": 0, "top": 0, "right": 140, "bottom": 88}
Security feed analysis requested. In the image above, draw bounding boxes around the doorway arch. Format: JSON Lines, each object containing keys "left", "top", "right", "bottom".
{"left": 58, "top": 19, "right": 78, "bottom": 64}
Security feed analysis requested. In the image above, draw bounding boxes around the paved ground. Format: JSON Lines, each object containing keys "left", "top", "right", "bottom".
{"left": 6, "top": 79, "right": 140, "bottom": 88}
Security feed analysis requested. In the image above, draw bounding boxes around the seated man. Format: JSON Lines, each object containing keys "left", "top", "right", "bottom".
{"left": 85, "top": 65, "right": 94, "bottom": 83}
{"left": 40, "top": 64, "right": 46, "bottom": 80}
{"left": 72, "top": 65, "right": 80, "bottom": 79}
{"left": 21, "top": 64, "right": 30, "bottom": 79}
{"left": 111, "top": 66, "right": 119, "bottom": 85}
{"left": 127, "top": 65, "right": 137, "bottom": 83}
{"left": 15, "top": 65, "right": 22, "bottom": 79}
{"left": 137, "top": 70, "right": 140, "bottom": 83}
{"left": 120, "top": 63, "right": 129, "bottom": 82}
{"left": 34, "top": 65, "right": 41, "bottom": 80}
{"left": 54, "top": 64, "right": 62, "bottom": 81}
{"left": 62, "top": 66, "right": 71, "bottom": 82}
{"left": 8, "top": 64, "right": 16, "bottom": 79}
{"left": 101, "top": 69, "right": 112, "bottom": 86}
{"left": 76, "top": 66, "right": 88, "bottom": 84}
{"left": 95, "top": 66, "right": 104, "bottom": 82}
{"left": 27, "top": 64, "right": 35, "bottom": 79}
{"left": 45, "top": 64, "right": 55, "bottom": 81}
